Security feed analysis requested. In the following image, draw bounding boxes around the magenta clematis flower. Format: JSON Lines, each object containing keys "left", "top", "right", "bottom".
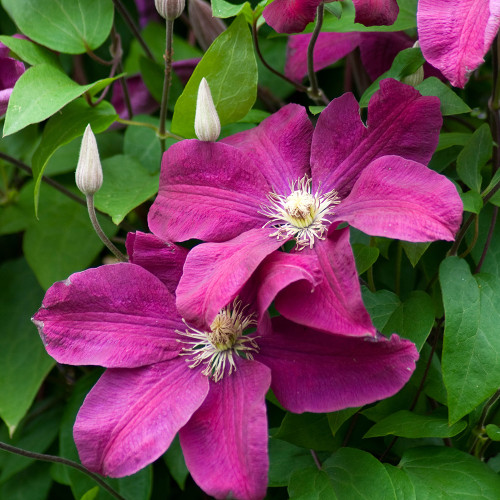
{"left": 263, "top": 0, "right": 399, "bottom": 34}
{"left": 148, "top": 79, "right": 462, "bottom": 332}
{"left": 134, "top": 0, "right": 161, "bottom": 27}
{"left": 32, "top": 231, "right": 418, "bottom": 500}
{"left": 417, "top": 0, "right": 500, "bottom": 87}
{"left": 0, "top": 41, "right": 25, "bottom": 116}
{"left": 285, "top": 31, "right": 444, "bottom": 83}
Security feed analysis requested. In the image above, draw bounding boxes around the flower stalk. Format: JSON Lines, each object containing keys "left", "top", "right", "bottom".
{"left": 159, "top": 19, "right": 175, "bottom": 151}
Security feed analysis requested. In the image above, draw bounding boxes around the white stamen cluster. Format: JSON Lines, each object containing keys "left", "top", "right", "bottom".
{"left": 260, "top": 175, "right": 340, "bottom": 249}
{"left": 176, "top": 300, "right": 259, "bottom": 382}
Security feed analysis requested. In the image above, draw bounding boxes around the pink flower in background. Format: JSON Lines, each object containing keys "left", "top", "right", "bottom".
{"left": 134, "top": 0, "right": 161, "bottom": 27}
{"left": 32, "top": 231, "right": 418, "bottom": 500}
{"left": 285, "top": 31, "right": 444, "bottom": 83}
{"left": 111, "top": 75, "right": 158, "bottom": 120}
{"left": 263, "top": 0, "right": 399, "bottom": 34}
{"left": 0, "top": 41, "right": 24, "bottom": 116}
{"left": 148, "top": 79, "right": 461, "bottom": 332}
{"left": 417, "top": 0, "right": 500, "bottom": 87}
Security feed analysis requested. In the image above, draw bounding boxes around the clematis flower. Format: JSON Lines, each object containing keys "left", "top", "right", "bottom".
{"left": 417, "top": 0, "right": 500, "bottom": 87}
{"left": 32, "top": 231, "right": 418, "bottom": 500}
{"left": 0, "top": 41, "right": 25, "bottom": 116}
{"left": 285, "top": 31, "right": 443, "bottom": 83}
{"left": 263, "top": 0, "right": 399, "bottom": 34}
{"left": 135, "top": 0, "right": 161, "bottom": 27}
{"left": 148, "top": 79, "right": 462, "bottom": 332}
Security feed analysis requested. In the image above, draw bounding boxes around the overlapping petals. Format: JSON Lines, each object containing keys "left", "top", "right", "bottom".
{"left": 417, "top": 0, "right": 500, "bottom": 87}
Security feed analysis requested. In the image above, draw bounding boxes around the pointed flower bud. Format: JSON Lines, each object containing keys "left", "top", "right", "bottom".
{"left": 76, "top": 125, "right": 103, "bottom": 196}
{"left": 195, "top": 78, "right": 220, "bottom": 142}
{"left": 155, "top": 0, "right": 185, "bottom": 20}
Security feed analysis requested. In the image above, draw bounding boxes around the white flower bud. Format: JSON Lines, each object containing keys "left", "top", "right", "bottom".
{"left": 195, "top": 78, "right": 220, "bottom": 142}
{"left": 76, "top": 124, "right": 103, "bottom": 196}
{"left": 155, "top": 0, "right": 185, "bottom": 20}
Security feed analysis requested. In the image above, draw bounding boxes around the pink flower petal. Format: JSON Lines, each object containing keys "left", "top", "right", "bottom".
{"left": 418, "top": 0, "right": 500, "bottom": 87}
{"left": 221, "top": 104, "right": 313, "bottom": 194}
{"left": 176, "top": 229, "right": 285, "bottom": 327}
{"left": 126, "top": 231, "right": 188, "bottom": 295}
{"left": 32, "top": 264, "right": 183, "bottom": 368}
{"left": 74, "top": 358, "right": 209, "bottom": 476}
{"left": 334, "top": 155, "right": 463, "bottom": 241}
{"left": 257, "top": 316, "right": 418, "bottom": 413}
{"left": 352, "top": 0, "right": 399, "bottom": 26}
{"left": 263, "top": 0, "right": 322, "bottom": 34}
{"left": 311, "top": 79, "right": 442, "bottom": 196}
{"left": 255, "top": 251, "right": 323, "bottom": 317}
{"left": 275, "top": 226, "right": 376, "bottom": 336}
{"left": 148, "top": 140, "right": 269, "bottom": 243}
{"left": 180, "top": 358, "right": 271, "bottom": 500}
{"left": 285, "top": 32, "right": 362, "bottom": 82}
{"left": 0, "top": 56, "right": 24, "bottom": 115}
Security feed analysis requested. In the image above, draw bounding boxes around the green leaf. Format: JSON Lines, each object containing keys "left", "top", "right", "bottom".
{"left": 0, "top": 35, "right": 59, "bottom": 66}
{"left": 362, "top": 287, "right": 400, "bottom": 332}
{"left": 268, "top": 438, "right": 317, "bottom": 488}
{"left": 81, "top": 487, "right": 100, "bottom": 500}
{"left": 352, "top": 243, "right": 379, "bottom": 274}
{"left": 163, "top": 436, "right": 189, "bottom": 490}
{"left": 0, "top": 406, "right": 62, "bottom": 483}
{"left": 171, "top": 14, "right": 257, "bottom": 138}
{"left": 456, "top": 124, "right": 491, "bottom": 192}
{"left": 288, "top": 468, "right": 337, "bottom": 500}
{"left": 460, "top": 190, "right": 483, "bottom": 214}
{"left": 436, "top": 132, "right": 471, "bottom": 151}
{"left": 274, "top": 413, "right": 337, "bottom": 451}
{"left": 0, "top": 258, "right": 54, "bottom": 433}
{"left": 289, "top": 448, "right": 397, "bottom": 500}
{"left": 400, "top": 446, "right": 500, "bottom": 499}
{"left": 440, "top": 257, "right": 500, "bottom": 423}
{"left": 0, "top": 462, "right": 52, "bottom": 500}
{"left": 383, "top": 465, "right": 416, "bottom": 500}
{"left": 4, "top": 63, "right": 119, "bottom": 136}
{"left": 23, "top": 182, "right": 117, "bottom": 289}
{"left": 1, "top": 0, "right": 114, "bottom": 54}
{"left": 319, "top": 0, "right": 417, "bottom": 33}
{"left": 212, "top": 0, "right": 253, "bottom": 22}
{"left": 486, "top": 424, "right": 500, "bottom": 441}
{"left": 364, "top": 410, "right": 466, "bottom": 439}
{"left": 327, "top": 407, "right": 359, "bottom": 436}
{"left": 94, "top": 155, "right": 160, "bottom": 224}
{"left": 360, "top": 48, "right": 425, "bottom": 107}
{"left": 32, "top": 98, "right": 118, "bottom": 215}
{"left": 417, "top": 77, "right": 471, "bottom": 116}
{"left": 124, "top": 116, "right": 162, "bottom": 174}
{"left": 401, "top": 241, "right": 430, "bottom": 267}
{"left": 382, "top": 291, "right": 435, "bottom": 351}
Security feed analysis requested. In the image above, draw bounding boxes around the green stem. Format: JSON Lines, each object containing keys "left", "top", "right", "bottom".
{"left": 86, "top": 195, "right": 127, "bottom": 262}
{"left": 469, "top": 388, "right": 500, "bottom": 456}
{"left": 0, "top": 441, "right": 126, "bottom": 500}
{"left": 159, "top": 19, "right": 174, "bottom": 152}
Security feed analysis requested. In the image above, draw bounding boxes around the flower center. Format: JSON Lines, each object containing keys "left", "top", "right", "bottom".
{"left": 260, "top": 175, "right": 340, "bottom": 249}
{"left": 176, "top": 300, "right": 259, "bottom": 382}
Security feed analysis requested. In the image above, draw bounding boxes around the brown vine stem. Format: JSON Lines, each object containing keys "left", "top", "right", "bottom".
{"left": 251, "top": 17, "right": 309, "bottom": 94}
{"left": 111, "top": 0, "right": 155, "bottom": 60}
{"left": 159, "top": 19, "right": 174, "bottom": 152}
{"left": 0, "top": 441, "right": 126, "bottom": 500}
